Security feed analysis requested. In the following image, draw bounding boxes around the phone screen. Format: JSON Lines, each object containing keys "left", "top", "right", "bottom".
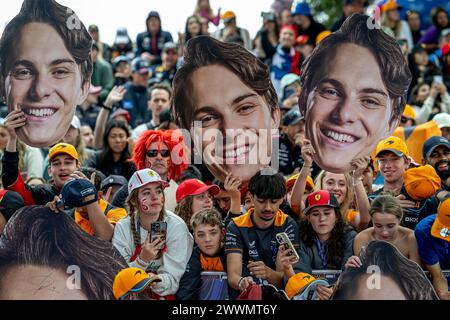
{"left": 150, "top": 222, "right": 167, "bottom": 249}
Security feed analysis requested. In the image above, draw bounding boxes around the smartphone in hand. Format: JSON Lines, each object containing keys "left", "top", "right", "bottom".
{"left": 150, "top": 221, "right": 167, "bottom": 250}
{"left": 276, "top": 232, "right": 300, "bottom": 261}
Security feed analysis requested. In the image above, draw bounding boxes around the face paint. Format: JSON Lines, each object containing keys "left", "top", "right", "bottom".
{"left": 141, "top": 198, "right": 149, "bottom": 212}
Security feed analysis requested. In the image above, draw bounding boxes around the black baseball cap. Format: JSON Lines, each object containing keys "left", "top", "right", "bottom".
{"left": 60, "top": 179, "right": 98, "bottom": 209}
{"left": 147, "top": 11, "right": 160, "bottom": 20}
{"left": 423, "top": 136, "right": 450, "bottom": 159}
{"left": 131, "top": 58, "right": 151, "bottom": 74}
{"left": 282, "top": 108, "right": 304, "bottom": 126}
{"left": 101, "top": 175, "right": 128, "bottom": 191}
{"left": 0, "top": 190, "right": 24, "bottom": 221}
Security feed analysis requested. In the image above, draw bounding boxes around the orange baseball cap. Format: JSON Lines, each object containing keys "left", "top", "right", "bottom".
{"left": 402, "top": 104, "right": 415, "bottom": 120}
{"left": 113, "top": 268, "right": 160, "bottom": 300}
{"left": 49, "top": 143, "right": 79, "bottom": 162}
{"left": 316, "top": 30, "right": 331, "bottom": 45}
{"left": 382, "top": 0, "right": 402, "bottom": 12}
{"left": 221, "top": 11, "right": 236, "bottom": 20}
{"left": 286, "top": 173, "right": 315, "bottom": 192}
{"left": 403, "top": 165, "right": 441, "bottom": 201}
{"left": 431, "top": 196, "right": 450, "bottom": 242}
{"left": 375, "top": 136, "right": 410, "bottom": 158}
{"left": 285, "top": 272, "right": 329, "bottom": 300}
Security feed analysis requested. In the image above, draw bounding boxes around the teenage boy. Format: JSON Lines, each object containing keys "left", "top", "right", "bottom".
{"left": 225, "top": 170, "right": 300, "bottom": 293}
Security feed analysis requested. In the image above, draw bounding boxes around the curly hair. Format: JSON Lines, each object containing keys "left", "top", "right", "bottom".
{"left": 131, "top": 130, "right": 189, "bottom": 181}
{"left": 174, "top": 196, "right": 194, "bottom": 228}
{"left": 299, "top": 207, "right": 351, "bottom": 268}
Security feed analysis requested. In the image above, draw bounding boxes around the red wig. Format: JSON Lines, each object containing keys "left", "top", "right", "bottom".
{"left": 132, "top": 130, "right": 189, "bottom": 181}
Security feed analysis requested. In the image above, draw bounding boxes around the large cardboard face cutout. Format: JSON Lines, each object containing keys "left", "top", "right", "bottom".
{"left": 332, "top": 241, "right": 439, "bottom": 300}
{"left": 299, "top": 14, "right": 411, "bottom": 174}
{"left": 0, "top": 0, "right": 91, "bottom": 148}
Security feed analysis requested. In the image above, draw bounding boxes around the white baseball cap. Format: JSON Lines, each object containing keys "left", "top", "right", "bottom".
{"left": 71, "top": 115, "right": 81, "bottom": 129}
{"left": 433, "top": 113, "right": 450, "bottom": 129}
{"left": 128, "top": 169, "right": 169, "bottom": 194}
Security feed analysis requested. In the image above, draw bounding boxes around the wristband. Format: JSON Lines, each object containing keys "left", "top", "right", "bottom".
{"left": 136, "top": 256, "right": 149, "bottom": 268}
{"left": 101, "top": 104, "right": 112, "bottom": 111}
{"left": 237, "top": 277, "right": 245, "bottom": 289}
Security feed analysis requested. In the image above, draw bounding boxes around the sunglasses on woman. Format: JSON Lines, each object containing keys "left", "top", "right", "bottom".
{"left": 147, "top": 149, "right": 171, "bottom": 158}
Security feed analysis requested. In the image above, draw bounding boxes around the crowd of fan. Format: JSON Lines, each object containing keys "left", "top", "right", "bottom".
{"left": 1, "top": 0, "right": 450, "bottom": 300}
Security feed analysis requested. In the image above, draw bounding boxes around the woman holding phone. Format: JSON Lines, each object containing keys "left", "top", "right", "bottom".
{"left": 112, "top": 169, "right": 194, "bottom": 300}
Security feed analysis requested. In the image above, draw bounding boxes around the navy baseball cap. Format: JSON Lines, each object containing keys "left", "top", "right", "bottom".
{"left": 0, "top": 190, "right": 24, "bottom": 222}
{"left": 131, "top": 58, "right": 150, "bottom": 74}
{"left": 101, "top": 175, "right": 128, "bottom": 191}
{"left": 422, "top": 136, "right": 450, "bottom": 159}
{"left": 282, "top": 108, "right": 304, "bottom": 126}
{"left": 60, "top": 179, "right": 98, "bottom": 209}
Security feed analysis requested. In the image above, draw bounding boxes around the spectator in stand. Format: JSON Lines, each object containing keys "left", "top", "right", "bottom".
{"left": 132, "top": 84, "right": 171, "bottom": 141}
{"left": 278, "top": 108, "right": 304, "bottom": 176}
{"left": 350, "top": 195, "right": 421, "bottom": 265}
{"left": 330, "top": 0, "right": 366, "bottom": 32}
{"left": 85, "top": 120, "right": 134, "bottom": 181}
{"left": 101, "top": 175, "right": 128, "bottom": 203}
{"left": 285, "top": 173, "right": 315, "bottom": 218}
{"left": 399, "top": 104, "right": 416, "bottom": 128}
{"left": 136, "top": 11, "right": 173, "bottom": 66}
{"left": 270, "top": 25, "right": 301, "bottom": 98}
{"left": 0, "top": 119, "right": 43, "bottom": 181}
{"left": 76, "top": 84, "right": 102, "bottom": 131}
{"left": 178, "top": 15, "right": 205, "bottom": 57}
{"left": 286, "top": 190, "right": 357, "bottom": 299}
{"left": 442, "top": 42, "right": 450, "bottom": 89}
{"left": 177, "top": 208, "right": 227, "bottom": 300}
{"left": 279, "top": 8, "right": 293, "bottom": 27}
{"left": 111, "top": 130, "right": 189, "bottom": 212}
{"left": 110, "top": 27, "right": 134, "bottom": 61}
{"left": 253, "top": 12, "right": 279, "bottom": 65}
{"left": 89, "top": 24, "right": 111, "bottom": 63}
{"left": 112, "top": 56, "right": 132, "bottom": 87}
{"left": 291, "top": 2, "right": 326, "bottom": 46}
{"left": 112, "top": 169, "right": 194, "bottom": 300}
{"left": 290, "top": 140, "right": 371, "bottom": 230}
{"left": 225, "top": 170, "right": 300, "bottom": 295}
{"left": 409, "top": 81, "right": 450, "bottom": 124}
{"left": 294, "top": 33, "right": 314, "bottom": 61}
{"left": 213, "top": 11, "right": 251, "bottom": 51}
{"left": 149, "top": 43, "right": 179, "bottom": 86}
{"left": 280, "top": 73, "right": 301, "bottom": 110}
{"left": 122, "top": 58, "right": 150, "bottom": 128}
{"left": 213, "top": 175, "right": 243, "bottom": 222}
{"left": 0, "top": 190, "right": 24, "bottom": 234}
{"left": 91, "top": 43, "right": 114, "bottom": 104}
{"left": 62, "top": 115, "right": 95, "bottom": 164}
{"left": 174, "top": 179, "right": 220, "bottom": 230}
{"left": 408, "top": 44, "right": 443, "bottom": 92}
{"left": 2, "top": 114, "right": 81, "bottom": 205}
{"left": 194, "top": 0, "right": 221, "bottom": 27}
{"left": 380, "top": 0, "right": 413, "bottom": 50}
{"left": 80, "top": 123, "right": 95, "bottom": 150}
{"left": 415, "top": 195, "right": 450, "bottom": 299}
{"left": 433, "top": 113, "right": 450, "bottom": 140}
{"left": 406, "top": 10, "right": 423, "bottom": 46}
{"left": 422, "top": 136, "right": 450, "bottom": 191}
{"left": 420, "top": 7, "right": 450, "bottom": 51}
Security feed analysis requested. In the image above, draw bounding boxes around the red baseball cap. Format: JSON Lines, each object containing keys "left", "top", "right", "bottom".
{"left": 304, "top": 190, "right": 340, "bottom": 215}
{"left": 176, "top": 179, "right": 220, "bottom": 203}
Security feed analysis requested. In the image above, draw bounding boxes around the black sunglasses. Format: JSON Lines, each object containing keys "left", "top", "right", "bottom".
{"left": 400, "top": 117, "right": 409, "bottom": 124}
{"left": 147, "top": 149, "right": 170, "bottom": 158}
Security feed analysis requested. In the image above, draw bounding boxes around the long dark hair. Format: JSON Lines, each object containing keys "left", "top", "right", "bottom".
{"left": 99, "top": 120, "right": 130, "bottom": 165}
{"left": 184, "top": 15, "right": 204, "bottom": 43}
{"left": 332, "top": 241, "right": 439, "bottom": 300}
{"left": 0, "top": 206, "right": 127, "bottom": 300}
{"left": 298, "top": 207, "right": 350, "bottom": 268}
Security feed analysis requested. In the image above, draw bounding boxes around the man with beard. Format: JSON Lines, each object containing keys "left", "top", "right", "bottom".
{"left": 225, "top": 169, "right": 300, "bottom": 295}
{"left": 423, "top": 136, "right": 450, "bottom": 191}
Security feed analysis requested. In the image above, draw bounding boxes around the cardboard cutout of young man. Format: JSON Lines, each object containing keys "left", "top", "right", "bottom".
{"left": 172, "top": 36, "right": 280, "bottom": 184}
{"left": 0, "top": 0, "right": 92, "bottom": 148}
{"left": 299, "top": 13, "right": 412, "bottom": 174}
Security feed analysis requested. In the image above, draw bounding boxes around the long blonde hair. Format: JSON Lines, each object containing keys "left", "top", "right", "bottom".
{"left": 174, "top": 196, "right": 194, "bottom": 228}
{"left": 314, "top": 170, "right": 355, "bottom": 220}
{"left": 125, "top": 187, "right": 166, "bottom": 249}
